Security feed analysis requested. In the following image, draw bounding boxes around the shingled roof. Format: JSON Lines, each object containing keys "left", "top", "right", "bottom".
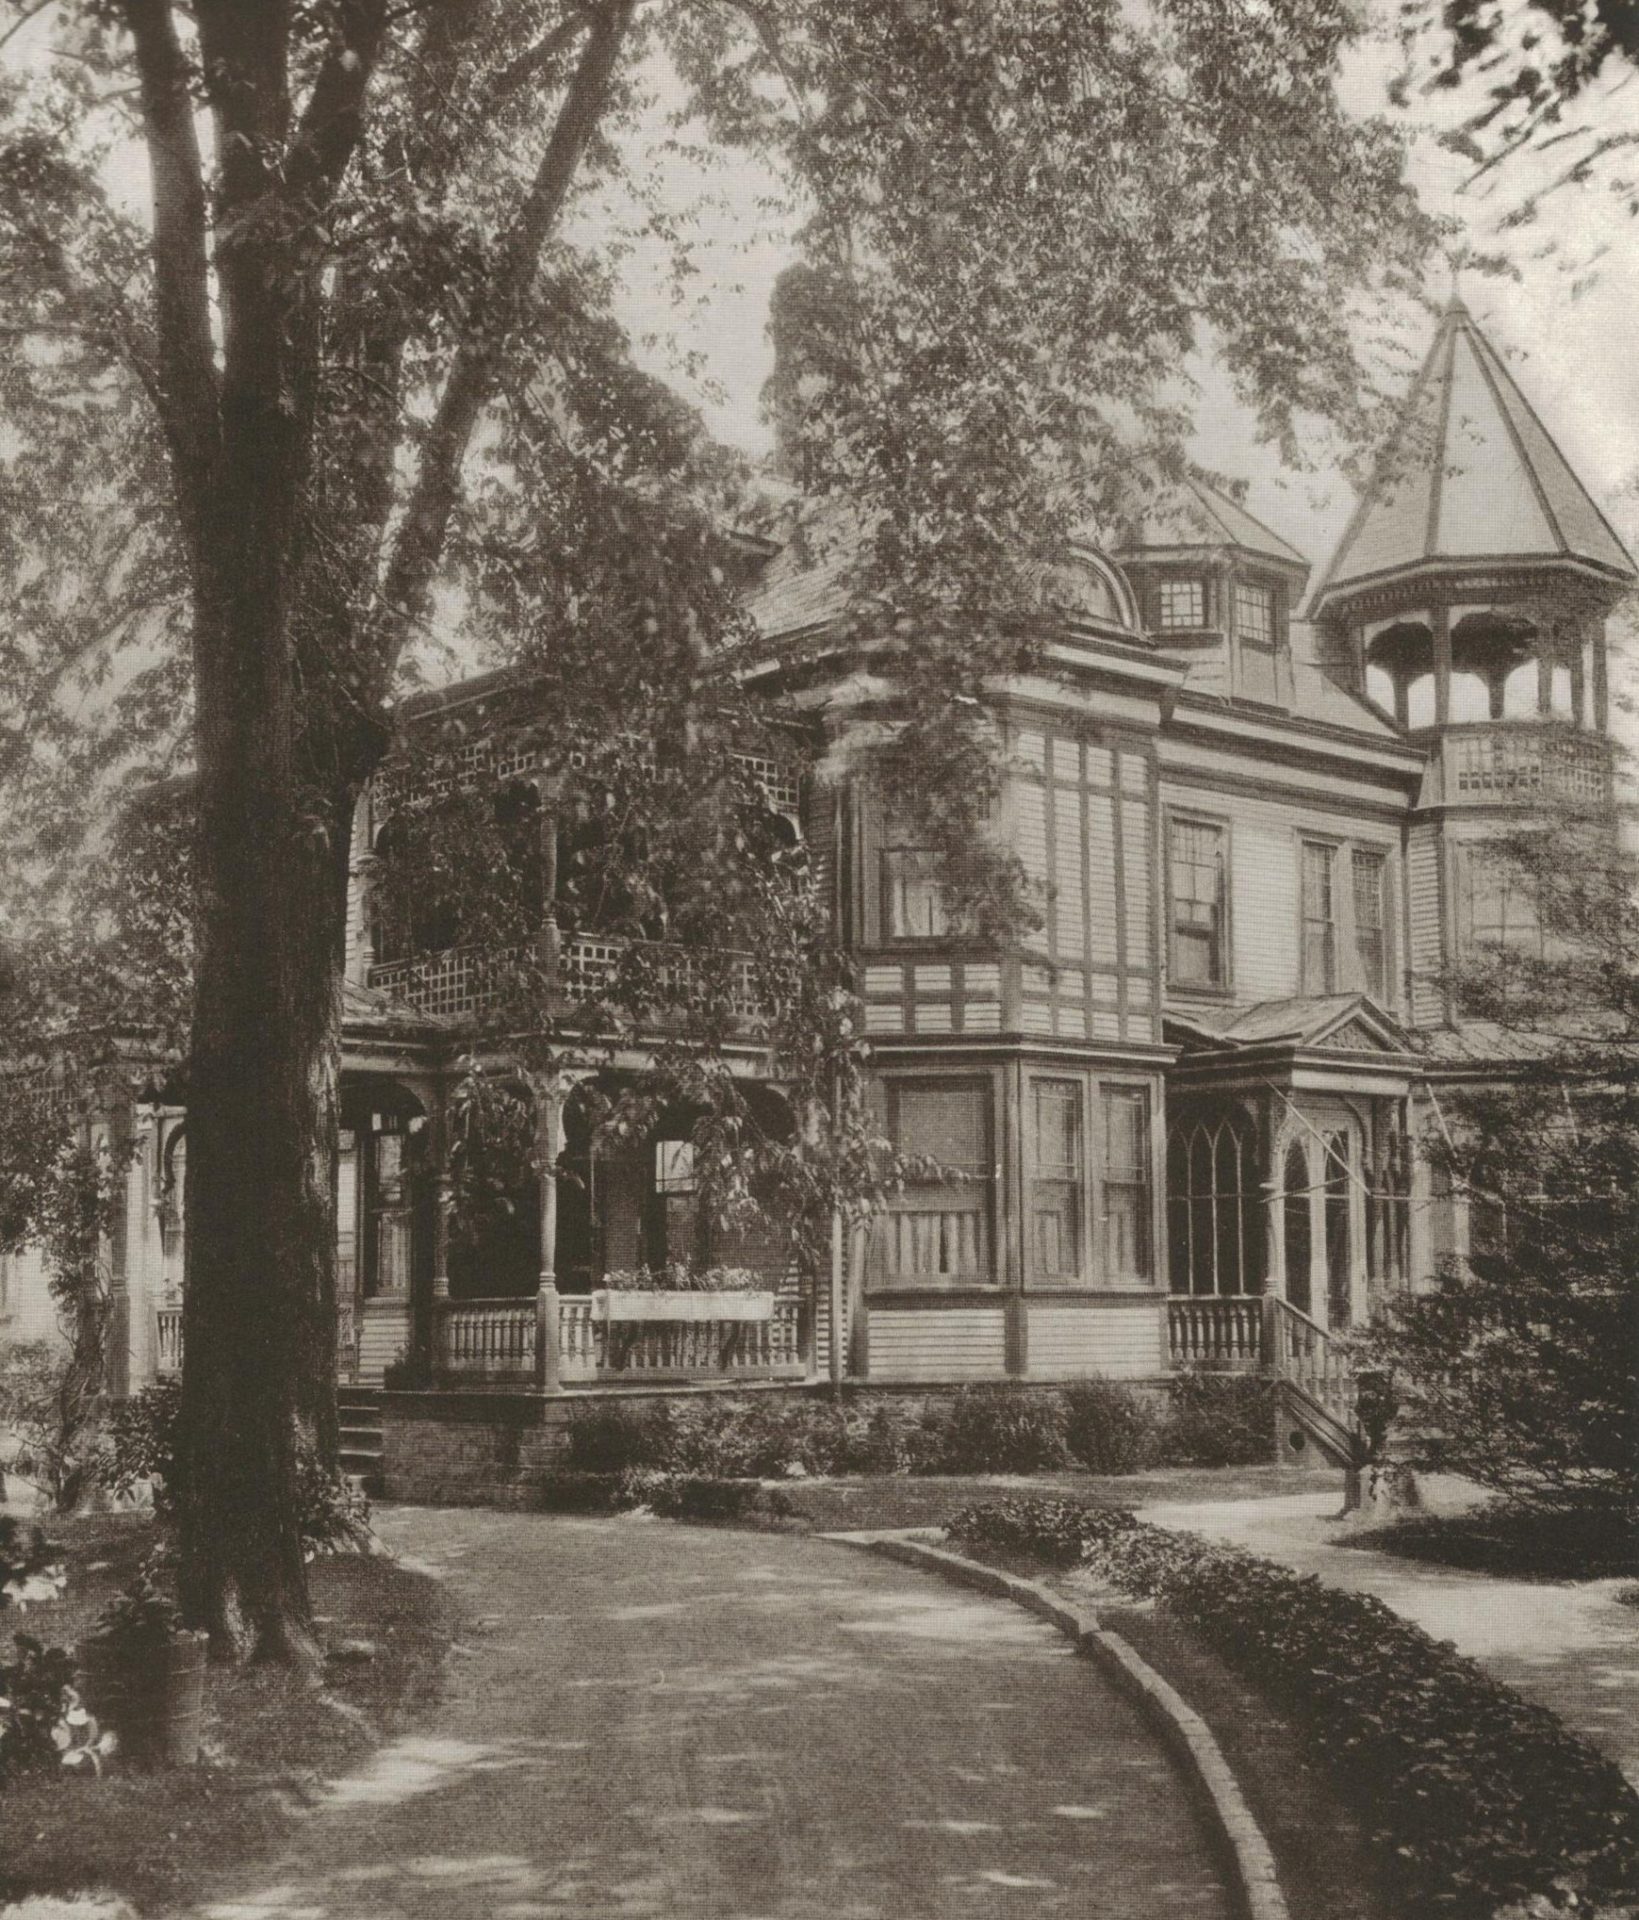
{"left": 1113, "top": 473, "right": 1309, "bottom": 573}
{"left": 1315, "top": 300, "right": 1635, "bottom": 607}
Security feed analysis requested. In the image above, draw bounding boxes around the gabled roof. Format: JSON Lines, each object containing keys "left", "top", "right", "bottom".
{"left": 1113, "top": 474, "right": 1309, "bottom": 574}
{"left": 1168, "top": 993, "right": 1414, "bottom": 1055}
{"left": 1315, "top": 300, "right": 1635, "bottom": 606}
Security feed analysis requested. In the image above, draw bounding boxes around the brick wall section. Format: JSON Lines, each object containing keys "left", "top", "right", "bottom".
{"left": 381, "top": 1380, "right": 1174, "bottom": 1509}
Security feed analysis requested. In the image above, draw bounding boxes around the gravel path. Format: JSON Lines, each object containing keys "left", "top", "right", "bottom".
{"left": 184, "top": 1506, "right": 1234, "bottom": 1920}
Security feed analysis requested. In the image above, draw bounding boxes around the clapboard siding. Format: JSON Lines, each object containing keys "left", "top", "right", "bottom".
{"left": 866, "top": 1306, "right": 1008, "bottom": 1381}
{"left": 1027, "top": 1303, "right": 1164, "bottom": 1379}
{"left": 359, "top": 1296, "right": 411, "bottom": 1385}
{"left": 1407, "top": 823, "right": 1445, "bottom": 1025}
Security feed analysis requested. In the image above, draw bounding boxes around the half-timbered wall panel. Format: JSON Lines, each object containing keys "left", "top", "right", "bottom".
{"left": 1009, "top": 725, "right": 1158, "bottom": 1044}
{"left": 1027, "top": 1303, "right": 1164, "bottom": 1378}
{"left": 867, "top": 1306, "right": 1008, "bottom": 1380}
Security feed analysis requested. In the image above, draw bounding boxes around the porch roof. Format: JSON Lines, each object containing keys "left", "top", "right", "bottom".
{"left": 1166, "top": 992, "right": 1414, "bottom": 1056}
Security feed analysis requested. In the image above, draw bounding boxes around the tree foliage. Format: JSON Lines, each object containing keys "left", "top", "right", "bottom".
{"left": 1360, "top": 770, "right": 1639, "bottom": 1523}
{"left": 0, "top": 0, "right": 1435, "bottom": 1657}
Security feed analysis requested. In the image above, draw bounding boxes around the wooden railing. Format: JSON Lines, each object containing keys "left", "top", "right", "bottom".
{"left": 1441, "top": 725, "right": 1610, "bottom": 807}
{"left": 155, "top": 1306, "right": 183, "bottom": 1377}
{"left": 436, "top": 1292, "right": 807, "bottom": 1386}
{"left": 1265, "top": 1296, "right": 1355, "bottom": 1425}
{"left": 368, "top": 933, "right": 759, "bottom": 1024}
{"left": 1165, "top": 1294, "right": 1263, "bottom": 1368}
{"left": 437, "top": 1298, "right": 537, "bottom": 1379}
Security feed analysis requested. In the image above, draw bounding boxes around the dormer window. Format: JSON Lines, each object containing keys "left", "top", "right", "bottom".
{"left": 1157, "top": 578, "right": 1206, "bottom": 630}
{"left": 1233, "top": 580, "right": 1273, "bottom": 646}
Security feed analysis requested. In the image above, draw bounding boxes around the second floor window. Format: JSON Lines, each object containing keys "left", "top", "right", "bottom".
{"left": 1352, "top": 848, "right": 1388, "bottom": 997}
{"left": 883, "top": 847, "right": 949, "bottom": 941}
{"left": 1233, "top": 580, "right": 1274, "bottom": 645}
{"left": 1158, "top": 578, "right": 1206, "bottom": 630}
{"left": 1301, "top": 841, "right": 1338, "bottom": 992}
{"left": 1169, "top": 818, "right": 1227, "bottom": 988}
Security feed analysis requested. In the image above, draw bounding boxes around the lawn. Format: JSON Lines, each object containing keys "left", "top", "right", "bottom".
{"left": 771, "top": 1460, "right": 1340, "bottom": 1534}
{"left": 0, "top": 1509, "right": 458, "bottom": 1913}
{"left": 1341, "top": 1501, "right": 1639, "bottom": 1581}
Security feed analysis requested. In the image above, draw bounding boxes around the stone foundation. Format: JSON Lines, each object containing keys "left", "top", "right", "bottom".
{"left": 381, "top": 1378, "right": 1175, "bottom": 1510}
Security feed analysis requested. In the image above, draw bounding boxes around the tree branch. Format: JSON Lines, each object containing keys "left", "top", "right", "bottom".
{"left": 286, "top": 0, "right": 392, "bottom": 212}
{"left": 379, "top": 0, "right": 635, "bottom": 636}
{"left": 119, "top": 0, "right": 219, "bottom": 557}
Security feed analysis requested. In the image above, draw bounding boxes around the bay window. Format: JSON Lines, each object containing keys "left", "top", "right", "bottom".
{"left": 1031, "top": 1079, "right": 1083, "bottom": 1283}
{"left": 873, "top": 1081, "right": 993, "bottom": 1286}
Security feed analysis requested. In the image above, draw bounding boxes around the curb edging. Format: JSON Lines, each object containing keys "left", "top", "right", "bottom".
{"left": 823, "top": 1530, "right": 1289, "bottom": 1920}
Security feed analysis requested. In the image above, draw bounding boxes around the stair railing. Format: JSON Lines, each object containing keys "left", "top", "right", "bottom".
{"left": 1264, "top": 1295, "right": 1355, "bottom": 1425}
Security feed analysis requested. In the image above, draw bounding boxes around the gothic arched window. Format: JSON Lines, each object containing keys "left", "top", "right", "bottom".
{"left": 1166, "top": 1110, "right": 1262, "bottom": 1295}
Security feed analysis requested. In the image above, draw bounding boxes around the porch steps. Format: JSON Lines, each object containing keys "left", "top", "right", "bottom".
{"left": 1274, "top": 1378, "right": 1358, "bottom": 1468}
{"left": 338, "top": 1388, "right": 384, "bottom": 1494}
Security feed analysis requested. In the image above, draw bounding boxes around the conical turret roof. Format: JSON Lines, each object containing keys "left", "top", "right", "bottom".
{"left": 1314, "top": 300, "right": 1634, "bottom": 608}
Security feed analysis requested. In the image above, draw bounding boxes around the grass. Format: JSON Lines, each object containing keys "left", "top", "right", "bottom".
{"left": 770, "top": 1460, "right": 1339, "bottom": 1534}
{"left": 0, "top": 1510, "right": 458, "bottom": 1913}
{"left": 1341, "top": 1501, "right": 1639, "bottom": 1581}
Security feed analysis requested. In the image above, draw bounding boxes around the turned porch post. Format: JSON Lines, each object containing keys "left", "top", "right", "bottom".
{"left": 421, "top": 1095, "right": 454, "bottom": 1377}
{"left": 534, "top": 1079, "right": 563, "bottom": 1392}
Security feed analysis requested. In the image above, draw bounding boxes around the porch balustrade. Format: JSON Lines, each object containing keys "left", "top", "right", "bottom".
{"left": 1164, "top": 1294, "right": 1263, "bottom": 1368}
{"left": 368, "top": 932, "right": 760, "bottom": 1024}
{"left": 1440, "top": 724, "right": 1610, "bottom": 806}
{"left": 1265, "top": 1295, "right": 1355, "bottom": 1424}
{"left": 155, "top": 1305, "right": 183, "bottom": 1377}
{"left": 434, "top": 1293, "right": 807, "bottom": 1386}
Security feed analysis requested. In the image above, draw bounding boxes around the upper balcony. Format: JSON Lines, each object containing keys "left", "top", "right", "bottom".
{"left": 366, "top": 932, "right": 762, "bottom": 1031}
{"left": 1421, "top": 722, "right": 1612, "bottom": 810}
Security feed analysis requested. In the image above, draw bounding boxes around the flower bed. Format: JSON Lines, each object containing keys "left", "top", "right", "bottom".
{"left": 531, "top": 1467, "right": 795, "bottom": 1524}
{"left": 947, "top": 1498, "right": 1639, "bottom": 1919}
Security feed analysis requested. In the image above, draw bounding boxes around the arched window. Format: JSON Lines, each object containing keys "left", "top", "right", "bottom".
{"left": 1282, "top": 1140, "right": 1312, "bottom": 1315}
{"left": 1166, "top": 1111, "right": 1262, "bottom": 1295}
{"left": 159, "top": 1126, "right": 186, "bottom": 1269}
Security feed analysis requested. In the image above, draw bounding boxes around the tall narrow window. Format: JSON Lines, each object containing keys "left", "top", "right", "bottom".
{"left": 1352, "top": 848, "right": 1388, "bottom": 998}
{"left": 645, "top": 1137, "right": 703, "bottom": 1272}
{"left": 1324, "top": 1131, "right": 1353, "bottom": 1328}
{"left": 1283, "top": 1141, "right": 1312, "bottom": 1315}
{"left": 883, "top": 848, "right": 949, "bottom": 941}
{"left": 1167, "top": 1111, "right": 1261, "bottom": 1295}
{"left": 1031, "top": 1080, "right": 1083, "bottom": 1284}
{"left": 1102, "top": 1088, "right": 1152, "bottom": 1282}
{"left": 1235, "top": 578, "right": 1278, "bottom": 702}
{"left": 1301, "top": 841, "right": 1337, "bottom": 993}
{"left": 1169, "top": 819, "right": 1227, "bottom": 988}
{"left": 873, "top": 1082, "right": 992, "bottom": 1287}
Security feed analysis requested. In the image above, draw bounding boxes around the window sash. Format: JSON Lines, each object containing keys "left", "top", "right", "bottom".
{"left": 1352, "top": 850, "right": 1387, "bottom": 995}
{"left": 874, "top": 1083, "right": 993, "bottom": 1287}
{"left": 1301, "top": 843, "right": 1337, "bottom": 992}
{"left": 1158, "top": 578, "right": 1205, "bottom": 629}
{"left": 1032, "top": 1080, "right": 1083, "bottom": 1283}
{"left": 1233, "top": 581, "right": 1274, "bottom": 645}
{"left": 1169, "top": 821, "right": 1226, "bottom": 986}
{"left": 1102, "top": 1088, "right": 1152, "bottom": 1282}
{"left": 883, "top": 848, "right": 949, "bottom": 941}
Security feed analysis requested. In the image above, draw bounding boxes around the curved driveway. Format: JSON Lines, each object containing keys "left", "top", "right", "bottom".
{"left": 192, "top": 1507, "right": 1233, "bottom": 1920}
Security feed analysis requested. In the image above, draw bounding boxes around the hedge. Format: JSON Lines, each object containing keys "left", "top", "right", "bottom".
{"left": 948, "top": 1498, "right": 1639, "bottom": 1919}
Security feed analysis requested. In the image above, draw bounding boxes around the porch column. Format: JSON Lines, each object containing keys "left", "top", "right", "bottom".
{"left": 422, "top": 1097, "right": 454, "bottom": 1378}
{"left": 1432, "top": 603, "right": 1452, "bottom": 726}
{"left": 534, "top": 1079, "right": 562, "bottom": 1392}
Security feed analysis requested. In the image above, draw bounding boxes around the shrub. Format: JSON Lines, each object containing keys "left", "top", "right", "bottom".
{"left": 947, "top": 1496, "right": 1639, "bottom": 1918}
{"left": 937, "top": 1385, "right": 1071, "bottom": 1474}
{"left": 531, "top": 1467, "right": 793, "bottom": 1523}
{"left": 562, "top": 1398, "right": 677, "bottom": 1474}
{"left": 1061, "top": 1381, "right": 1162, "bottom": 1474}
{"left": 97, "top": 1379, "right": 370, "bottom": 1554}
{"left": 0, "top": 1516, "right": 105, "bottom": 1784}
{"left": 1161, "top": 1369, "right": 1274, "bottom": 1467}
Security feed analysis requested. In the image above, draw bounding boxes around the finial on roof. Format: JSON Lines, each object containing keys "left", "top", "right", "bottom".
{"left": 1446, "top": 261, "right": 1468, "bottom": 316}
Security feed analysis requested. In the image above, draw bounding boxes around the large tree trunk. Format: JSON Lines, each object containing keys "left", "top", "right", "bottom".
{"left": 177, "top": 744, "right": 356, "bottom": 1663}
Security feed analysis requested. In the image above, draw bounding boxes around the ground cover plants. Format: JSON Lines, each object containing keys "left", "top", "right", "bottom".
{"left": 1342, "top": 1502, "right": 1639, "bottom": 1581}
{"left": 947, "top": 1497, "right": 1639, "bottom": 1919}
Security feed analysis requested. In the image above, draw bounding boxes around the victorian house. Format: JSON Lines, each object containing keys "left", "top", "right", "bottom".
{"left": 5, "top": 298, "right": 1628, "bottom": 1479}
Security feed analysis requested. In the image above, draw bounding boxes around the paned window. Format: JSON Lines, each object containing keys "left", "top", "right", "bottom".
{"left": 1166, "top": 1111, "right": 1262, "bottom": 1295}
{"left": 1102, "top": 1088, "right": 1152, "bottom": 1282}
{"left": 1233, "top": 580, "right": 1274, "bottom": 645}
{"left": 1282, "top": 1140, "right": 1313, "bottom": 1315}
{"left": 1157, "top": 578, "right": 1206, "bottom": 630}
{"left": 1324, "top": 1131, "right": 1353, "bottom": 1328}
{"left": 872, "top": 1082, "right": 992, "bottom": 1287}
{"left": 883, "top": 848, "right": 949, "bottom": 941}
{"left": 1169, "top": 818, "right": 1227, "bottom": 988}
{"left": 1031, "top": 1080, "right": 1083, "bottom": 1283}
{"left": 1301, "top": 841, "right": 1337, "bottom": 993}
{"left": 1352, "top": 849, "right": 1388, "bottom": 997}
{"left": 1464, "top": 849, "right": 1542, "bottom": 956}
{"left": 646, "top": 1137, "right": 703, "bottom": 1271}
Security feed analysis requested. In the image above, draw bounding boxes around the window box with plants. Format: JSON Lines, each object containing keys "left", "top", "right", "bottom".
{"left": 593, "top": 1266, "right": 774, "bottom": 1323}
